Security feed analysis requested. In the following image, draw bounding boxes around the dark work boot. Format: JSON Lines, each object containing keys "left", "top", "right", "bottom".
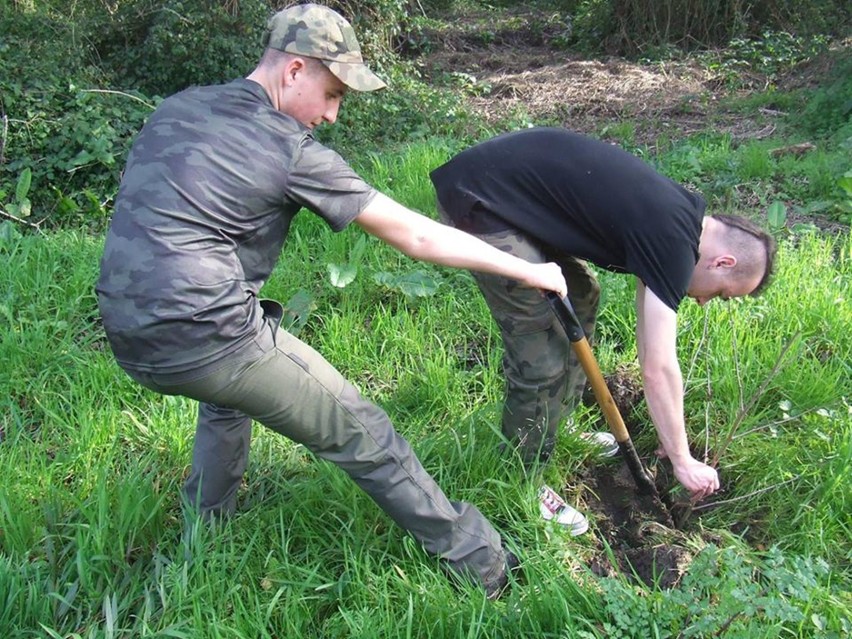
{"left": 485, "top": 550, "right": 521, "bottom": 600}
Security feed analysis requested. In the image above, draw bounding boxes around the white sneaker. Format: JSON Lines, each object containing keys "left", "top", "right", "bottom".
{"left": 538, "top": 485, "right": 589, "bottom": 536}
{"left": 581, "top": 431, "right": 619, "bottom": 458}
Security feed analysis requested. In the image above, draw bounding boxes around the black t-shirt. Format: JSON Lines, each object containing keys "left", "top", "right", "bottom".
{"left": 430, "top": 128, "right": 705, "bottom": 310}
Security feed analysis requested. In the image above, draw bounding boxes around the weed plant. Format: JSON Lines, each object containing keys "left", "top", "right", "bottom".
{"left": 1, "top": 137, "right": 850, "bottom": 635}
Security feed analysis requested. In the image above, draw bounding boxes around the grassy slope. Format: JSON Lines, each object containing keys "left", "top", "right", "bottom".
{"left": 1, "top": 167, "right": 849, "bottom": 636}
{"left": 1, "top": 11, "right": 850, "bottom": 636}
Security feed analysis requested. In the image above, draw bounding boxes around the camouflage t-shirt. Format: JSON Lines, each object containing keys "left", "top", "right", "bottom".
{"left": 96, "top": 78, "right": 376, "bottom": 373}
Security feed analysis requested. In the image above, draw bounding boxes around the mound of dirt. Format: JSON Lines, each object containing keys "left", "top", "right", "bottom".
{"left": 580, "top": 460, "right": 704, "bottom": 589}
{"left": 582, "top": 362, "right": 646, "bottom": 434}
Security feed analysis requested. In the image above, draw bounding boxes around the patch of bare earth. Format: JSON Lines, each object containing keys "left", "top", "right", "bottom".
{"left": 578, "top": 365, "right": 714, "bottom": 587}
{"left": 418, "top": 12, "right": 781, "bottom": 148}
{"left": 416, "top": 10, "right": 849, "bottom": 150}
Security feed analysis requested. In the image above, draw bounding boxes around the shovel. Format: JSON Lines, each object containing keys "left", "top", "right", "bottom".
{"left": 546, "top": 292, "right": 659, "bottom": 497}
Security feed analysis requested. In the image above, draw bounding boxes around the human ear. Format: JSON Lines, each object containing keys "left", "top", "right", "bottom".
{"left": 284, "top": 58, "right": 306, "bottom": 87}
{"left": 714, "top": 255, "right": 737, "bottom": 269}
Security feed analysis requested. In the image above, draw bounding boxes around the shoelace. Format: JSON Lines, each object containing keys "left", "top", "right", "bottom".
{"left": 541, "top": 490, "right": 565, "bottom": 514}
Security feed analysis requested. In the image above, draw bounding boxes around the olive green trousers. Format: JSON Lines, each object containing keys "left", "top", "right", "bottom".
{"left": 124, "top": 300, "right": 505, "bottom": 590}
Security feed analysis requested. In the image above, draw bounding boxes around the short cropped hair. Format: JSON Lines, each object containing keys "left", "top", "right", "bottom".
{"left": 711, "top": 214, "right": 777, "bottom": 296}
{"left": 257, "top": 48, "right": 328, "bottom": 76}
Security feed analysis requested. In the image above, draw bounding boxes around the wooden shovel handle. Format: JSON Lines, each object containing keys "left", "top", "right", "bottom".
{"left": 571, "top": 337, "right": 631, "bottom": 444}
{"left": 546, "top": 292, "right": 658, "bottom": 495}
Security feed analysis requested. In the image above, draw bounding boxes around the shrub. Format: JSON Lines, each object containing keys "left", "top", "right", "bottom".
{"left": 799, "top": 55, "right": 852, "bottom": 138}
{"left": 90, "top": 0, "right": 269, "bottom": 96}
{"left": 570, "top": 0, "right": 850, "bottom": 55}
{"left": 0, "top": 4, "right": 155, "bottom": 230}
{"left": 316, "top": 62, "right": 480, "bottom": 155}
{"left": 0, "top": 0, "right": 427, "bottom": 229}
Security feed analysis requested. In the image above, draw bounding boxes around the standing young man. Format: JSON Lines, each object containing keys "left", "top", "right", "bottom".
{"left": 96, "top": 5, "right": 568, "bottom": 597}
{"left": 430, "top": 127, "right": 776, "bottom": 534}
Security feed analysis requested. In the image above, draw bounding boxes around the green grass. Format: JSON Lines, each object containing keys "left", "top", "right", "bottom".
{"left": 1, "top": 140, "right": 850, "bottom": 635}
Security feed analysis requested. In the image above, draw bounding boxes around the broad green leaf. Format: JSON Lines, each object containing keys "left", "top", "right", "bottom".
{"left": 837, "top": 171, "right": 852, "bottom": 196}
{"left": 767, "top": 201, "right": 787, "bottom": 228}
{"left": 0, "top": 221, "right": 21, "bottom": 244}
{"left": 15, "top": 167, "right": 31, "bottom": 203}
{"left": 281, "top": 289, "right": 316, "bottom": 336}
{"left": 15, "top": 167, "right": 33, "bottom": 202}
{"left": 328, "top": 263, "right": 357, "bottom": 288}
{"left": 373, "top": 270, "right": 440, "bottom": 298}
{"left": 794, "top": 201, "right": 832, "bottom": 214}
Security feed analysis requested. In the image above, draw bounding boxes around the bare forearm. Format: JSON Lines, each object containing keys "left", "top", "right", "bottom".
{"left": 638, "top": 285, "right": 719, "bottom": 498}
{"left": 355, "top": 194, "right": 567, "bottom": 296}
{"left": 402, "top": 218, "right": 530, "bottom": 277}
{"left": 643, "top": 363, "right": 691, "bottom": 463}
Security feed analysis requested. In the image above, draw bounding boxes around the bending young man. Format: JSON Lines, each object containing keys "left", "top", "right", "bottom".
{"left": 430, "top": 127, "right": 776, "bottom": 534}
{"left": 96, "top": 5, "right": 567, "bottom": 597}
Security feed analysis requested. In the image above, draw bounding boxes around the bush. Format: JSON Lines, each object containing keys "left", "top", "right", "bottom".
{"left": 91, "top": 0, "right": 269, "bottom": 96}
{"left": 570, "top": 0, "right": 850, "bottom": 55}
{"left": 0, "top": 0, "right": 426, "bottom": 229}
{"left": 0, "top": 4, "right": 155, "bottom": 230}
{"left": 799, "top": 55, "right": 852, "bottom": 138}
{"left": 316, "top": 62, "right": 480, "bottom": 155}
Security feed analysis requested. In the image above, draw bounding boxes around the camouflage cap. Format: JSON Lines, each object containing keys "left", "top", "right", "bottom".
{"left": 262, "top": 3, "right": 386, "bottom": 92}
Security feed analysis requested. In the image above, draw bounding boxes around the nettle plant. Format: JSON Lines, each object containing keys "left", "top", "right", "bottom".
{"left": 0, "top": 168, "right": 32, "bottom": 221}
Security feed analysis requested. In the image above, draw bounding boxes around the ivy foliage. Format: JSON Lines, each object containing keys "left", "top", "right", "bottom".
{"left": 0, "top": 4, "right": 155, "bottom": 230}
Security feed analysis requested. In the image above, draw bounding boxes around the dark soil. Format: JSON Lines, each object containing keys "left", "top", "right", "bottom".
{"left": 582, "top": 362, "right": 646, "bottom": 435}
{"left": 580, "top": 460, "right": 703, "bottom": 588}
{"left": 578, "top": 365, "right": 706, "bottom": 587}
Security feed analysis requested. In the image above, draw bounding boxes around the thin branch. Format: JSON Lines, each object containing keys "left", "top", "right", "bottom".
{"left": 684, "top": 307, "right": 710, "bottom": 389}
{"left": 79, "top": 89, "right": 157, "bottom": 110}
{"left": 709, "top": 331, "right": 801, "bottom": 468}
{"left": 713, "top": 586, "right": 770, "bottom": 636}
{"left": 0, "top": 208, "right": 44, "bottom": 233}
{"left": 730, "top": 314, "right": 744, "bottom": 413}
{"left": 685, "top": 309, "right": 711, "bottom": 462}
{"left": 733, "top": 407, "right": 822, "bottom": 440}
{"left": 0, "top": 112, "right": 7, "bottom": 165}
{"left": 692, "top": 475, "right": 800, "bottom": 511}
{"left": 703, "top": 378, "right": 711, "bottom": 463}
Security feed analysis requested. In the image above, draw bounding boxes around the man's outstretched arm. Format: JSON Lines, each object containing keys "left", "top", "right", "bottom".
{"left": 636, "top": 280, "right": 720, "bottom": 500}
{"left": 354, "top": 192, "right": 568, "bottom": 297}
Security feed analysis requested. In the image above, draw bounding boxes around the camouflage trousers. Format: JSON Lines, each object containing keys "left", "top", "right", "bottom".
{"left": 439, "top": 208, "right": 601, "bottom": 467}
{"left": 124, "top": 300, "right": 506, "bottom": 591}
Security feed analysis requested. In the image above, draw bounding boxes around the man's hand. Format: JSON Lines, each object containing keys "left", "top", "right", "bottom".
{"left": 519, "top": 261, "right": 568, "bottom": 298}
{"left": 671, "top": 456, "right": 720, "bottom": 501}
